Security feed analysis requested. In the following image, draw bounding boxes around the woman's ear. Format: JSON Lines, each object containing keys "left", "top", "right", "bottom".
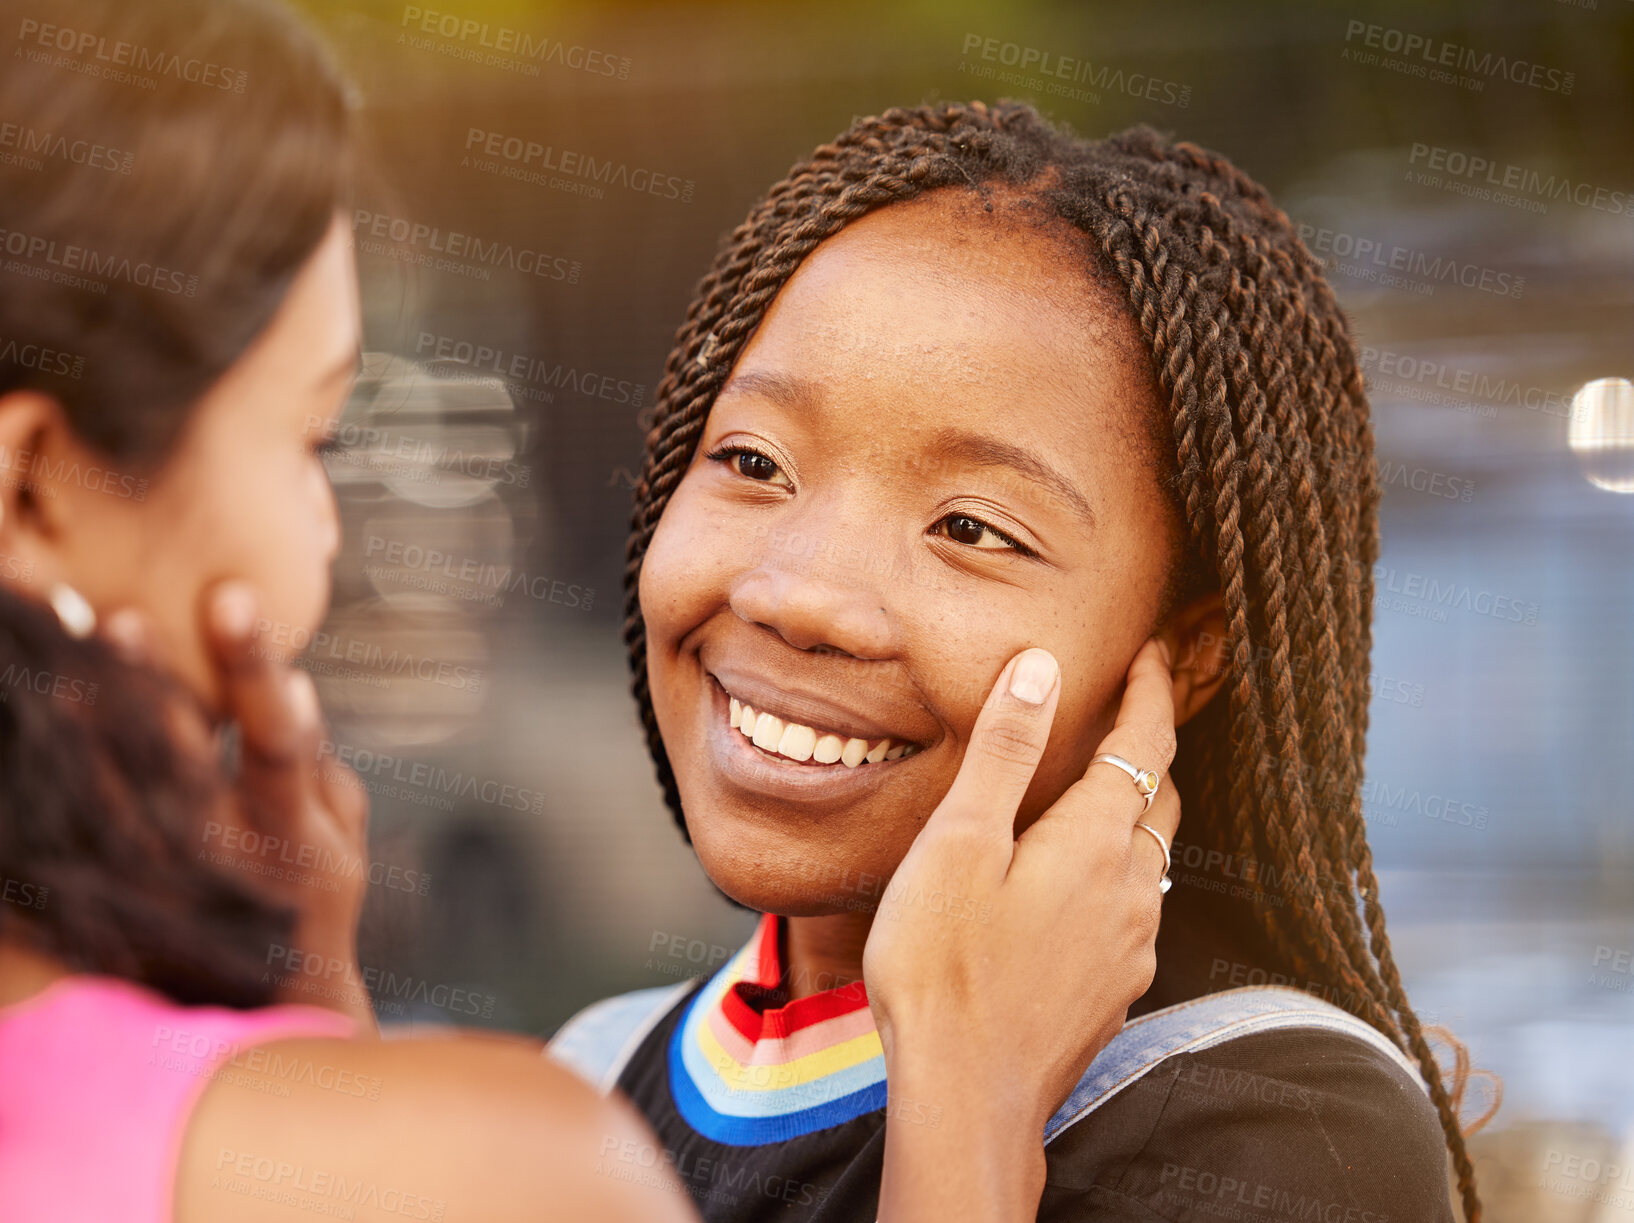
{"left": 1154, "top": 588, "right": 1229, "bottom": 728}
{"left": 0, "top": 390, "right": 76, "bottom": 596}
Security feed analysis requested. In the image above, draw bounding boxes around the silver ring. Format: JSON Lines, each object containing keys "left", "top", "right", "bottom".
{"left": 1133, "top": 821, "right": 1174, "bottom": 895}
{"left": 1089, "top": 752, "right": 1161, "bottom": 815}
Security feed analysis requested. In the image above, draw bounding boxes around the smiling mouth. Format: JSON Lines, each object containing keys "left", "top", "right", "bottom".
{"left": 719, "top": 688, "right": 922, "bottom": 768}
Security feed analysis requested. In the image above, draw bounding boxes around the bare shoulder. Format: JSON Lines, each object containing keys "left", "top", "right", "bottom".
{"left": 174, "top": 1030, "right": 697, "bottom": 1223}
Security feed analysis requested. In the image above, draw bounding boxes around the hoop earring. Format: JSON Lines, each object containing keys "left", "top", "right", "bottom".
{"left": 48, "top": 582, "right": 96, "bottom": 639}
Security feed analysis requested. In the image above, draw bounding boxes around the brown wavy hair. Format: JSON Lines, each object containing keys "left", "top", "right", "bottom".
{"left": 621, "top": 101, "right": 1481, "bottom": 1220}
{"left": 0, "top": 0, "right": 353, "bottom": 1005}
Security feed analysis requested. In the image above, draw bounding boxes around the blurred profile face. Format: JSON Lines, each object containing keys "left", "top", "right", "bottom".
{"left": 638, "top": 191, "right": 1188, "bottom": 916}
{"left": 0, "top": 213, "right": 359, "bottom": 709}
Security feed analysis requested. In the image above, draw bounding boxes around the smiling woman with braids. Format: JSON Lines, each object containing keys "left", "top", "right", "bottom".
{"left": 551, "top": 101, "right": 1484, "bottom": 1222}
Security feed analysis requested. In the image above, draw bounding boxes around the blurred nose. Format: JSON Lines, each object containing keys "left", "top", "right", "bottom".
{"left": 315, "top": 467, "right": 341, "bottom": 563}
{"left": 728, "top": 525, "right": 898, "bottom": 659}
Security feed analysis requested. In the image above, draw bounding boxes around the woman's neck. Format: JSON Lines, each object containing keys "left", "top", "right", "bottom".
{"left": 783, "top": 911, "right": 873, "bottom": 1001}
{"left": 0, "top": 938, "right": 70, "bottom": 1009}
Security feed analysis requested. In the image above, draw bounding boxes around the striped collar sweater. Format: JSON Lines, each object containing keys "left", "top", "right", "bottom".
{"left": 587, "top": 909, "right": 1456, "bottom": 1222}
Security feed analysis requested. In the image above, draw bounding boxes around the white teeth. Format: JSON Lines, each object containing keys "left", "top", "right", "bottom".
{"left": 725, "top": 691, "right": 918, "bottom": 767}
{"left": 751, "top": 712, "right": 785, "bottom": 751}
{"left": 777, "top": 722, "right": 817, "bottom": 762}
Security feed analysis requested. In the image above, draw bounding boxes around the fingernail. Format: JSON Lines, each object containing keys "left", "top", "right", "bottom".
{"left": 212, "top": 583, "right": 257, "bottom": 639}
{"left": 101, "top": 609, "right": 148, "bottom": 661}
{"left": 1008, "top": 649, "right": 1058, "bottom": 705}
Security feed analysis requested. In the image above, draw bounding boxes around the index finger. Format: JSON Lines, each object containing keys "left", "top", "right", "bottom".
{"left": 203, "top": 580, "right": 322, "bottom": 768}
{"left": 925, "top": 648, "right": 1061, "bottom": 852}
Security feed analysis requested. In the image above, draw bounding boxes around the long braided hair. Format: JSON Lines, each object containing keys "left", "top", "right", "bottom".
{"left": 621, "top": 100, "right": 1481, "bottom": 1220}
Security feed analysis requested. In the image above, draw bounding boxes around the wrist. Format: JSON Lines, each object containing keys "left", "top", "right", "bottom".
{"left": 278, "top": 922, "right": 372, "bottom": 1024}
{"left": 289, "top": 905, "right": 361, "bottom": 963}
{"left": 883, "top": 1028, "right": 1053, "bottom": 1136}
{"left": 886, "top": 1066, "right": 1049, "bottom": 1152}
{"left": 880, "top": 1072, "right": 1047, "bottom": 1223}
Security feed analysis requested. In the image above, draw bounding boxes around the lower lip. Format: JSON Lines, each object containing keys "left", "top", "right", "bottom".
{"left": 702, "top": 677, "right": 919, "bottom": 805}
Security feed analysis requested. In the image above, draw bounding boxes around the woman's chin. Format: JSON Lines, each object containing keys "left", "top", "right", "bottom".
{"left": 714, "top": 883, "right": 883, "bottom": 920}
{"left": 689, "top": 829, "right": 893, "bottom": 919}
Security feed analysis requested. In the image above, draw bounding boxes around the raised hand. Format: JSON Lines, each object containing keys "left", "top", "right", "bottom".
{"left": 865, "top": 640, "right": 1181, "bottom": 1223}
{"left": 105, "top": 582, "right": 375, "bottom": 1028}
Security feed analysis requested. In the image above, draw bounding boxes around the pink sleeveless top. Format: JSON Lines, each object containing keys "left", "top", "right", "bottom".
{"left": 0, "top": 974, "right": 355, "bottom": 1222}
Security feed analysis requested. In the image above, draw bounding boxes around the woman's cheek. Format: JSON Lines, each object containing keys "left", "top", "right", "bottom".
{"left": 255, "top": 462, "right": 333, "bottom": 646}
{"left": 1046, "top": 680, "right": 1123, "bottom": 787}
{"left": 641, "top": 489, "right": 726, "bottom": 638}
{"left": 637, "top": 513, "right": 682, "bottom": 643}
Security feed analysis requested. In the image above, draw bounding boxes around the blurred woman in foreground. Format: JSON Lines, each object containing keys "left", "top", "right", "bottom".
{"left": 0, "top": 0, "right": 700, "bottom": 1217}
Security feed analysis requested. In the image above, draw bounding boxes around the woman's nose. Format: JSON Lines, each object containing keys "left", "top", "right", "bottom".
{"left": 727, "top": 550, "right": 896, "bottom": 659}
{"left": 316, "top": 470, "right": 342, "bottom": 563}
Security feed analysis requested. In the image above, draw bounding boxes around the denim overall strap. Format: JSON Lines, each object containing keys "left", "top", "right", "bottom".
{"left": 547, "top": 981, "right": 695, "bottom": 1094}
{"left": 549, "top": 981, "right": 1423, "bottom": 1139}
{"left": 1044, "top": 985, "right": 1425, "bottom": 1145}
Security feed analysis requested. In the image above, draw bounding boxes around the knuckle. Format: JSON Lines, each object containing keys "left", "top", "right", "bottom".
{"left": 923, "top": 818, "right": 1002, "bottom": 870}
{"left": 1076, "top": 779, "right": 1133, "bottom": 837}
{"left": 1145, "top": 724, "right": 1178, "bottom": 767}
{"left": 279, "top": 724, "right": 324, "bottom": 769}
{"left": 1137, "top": 893, "right": 1162, "bottom": 940}
{"left": 1087, "top": 815, "right": 1128, "bottom": 861}
{"left": 975, "top": 715, "right": 1047, "bottom": 770}
{"left": 253, "top": 729, "right": 304, "bottom": 769}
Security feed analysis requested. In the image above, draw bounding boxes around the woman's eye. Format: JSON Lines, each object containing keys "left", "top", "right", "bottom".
{"left": 736, "top": 452, "right": 779, "bottom": 481}
{"left": 933, "top": 513, "right": 1032, "bottom": 555}
{"left": 707, "top": 445, "right": 791, "bottom": 486}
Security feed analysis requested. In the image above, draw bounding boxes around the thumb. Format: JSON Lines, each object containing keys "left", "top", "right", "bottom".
{"left": 928, "top": 648, "right": 1060, "bottom": 845}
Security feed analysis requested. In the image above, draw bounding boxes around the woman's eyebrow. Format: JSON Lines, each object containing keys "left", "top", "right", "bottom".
{"left": 716, "top": 368, "right": 816, "bottom": 412}
{"left": 928, "top": 427, "right": 1097, "bottom": 529}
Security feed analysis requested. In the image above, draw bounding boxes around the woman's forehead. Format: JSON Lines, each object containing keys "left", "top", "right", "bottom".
{"left": 788, "top": 189, "right": 1099, "bottom": 301}
{"left": 741, "top": 198, "right": 1144, "bottom": 415}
